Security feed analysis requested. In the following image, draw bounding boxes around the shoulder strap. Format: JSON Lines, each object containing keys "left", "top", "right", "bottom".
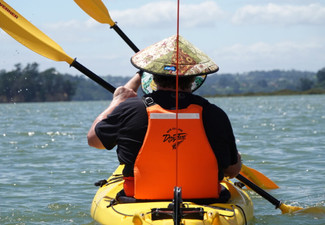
{"left": 142, "top": 96, "right": 156, "bottom": 108}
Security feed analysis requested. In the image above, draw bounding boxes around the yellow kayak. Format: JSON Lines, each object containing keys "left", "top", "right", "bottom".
{"left": 91, "top": 165, "right": 253, "bottom": 225}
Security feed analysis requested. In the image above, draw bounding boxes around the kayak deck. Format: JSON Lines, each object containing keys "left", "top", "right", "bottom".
{"left": 91, "top": 166, "right": 253, "bottom": 225}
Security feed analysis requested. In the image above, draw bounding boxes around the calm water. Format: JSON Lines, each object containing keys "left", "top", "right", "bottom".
{"left": 1, "top": 95, "right": 324, "bottom": 224}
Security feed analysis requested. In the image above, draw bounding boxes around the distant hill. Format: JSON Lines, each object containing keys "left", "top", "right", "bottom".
{"left": 1, "top": 63, "right": 324, "bottom": 103}
{"left": 195, "top": 70, "right": 317, "bottom": 96}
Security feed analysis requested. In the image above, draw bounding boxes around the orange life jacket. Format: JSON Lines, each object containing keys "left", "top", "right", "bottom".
{"left": 133, "top": 103, "right": 220, "bottom": 200}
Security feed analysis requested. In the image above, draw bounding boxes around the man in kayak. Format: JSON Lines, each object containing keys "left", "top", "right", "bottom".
{"left": 87, "top": 35, "right": 241, "bottom": 202}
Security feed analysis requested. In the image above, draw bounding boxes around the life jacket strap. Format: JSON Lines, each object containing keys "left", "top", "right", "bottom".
{"left": 142, "top": 97, "right": 156, "bottom": 107}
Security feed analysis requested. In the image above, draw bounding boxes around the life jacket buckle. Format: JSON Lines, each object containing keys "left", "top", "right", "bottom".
{"left": 143, "top": 97, "right": 155, "bottom": 107}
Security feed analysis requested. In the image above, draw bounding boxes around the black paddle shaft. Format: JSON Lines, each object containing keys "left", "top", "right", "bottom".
{"left": 111, "top": 24, "right": 140, "bottom": 53}
{"left": 70, "top": 59, "right": 116, "bottom": 93}
{"left": 236, "top": 174, "right": 282, "bottom": 208}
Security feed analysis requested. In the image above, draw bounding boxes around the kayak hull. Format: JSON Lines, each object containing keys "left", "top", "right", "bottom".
{"left": 91, "top": 166, "right": 253, "bottom": 225}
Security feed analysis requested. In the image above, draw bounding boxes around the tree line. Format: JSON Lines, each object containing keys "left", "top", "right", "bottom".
{"left": 196, "top": 68, "right": 325, "bottom": 96}
{"left": 0, "top": 63, "right": 76, "bottom": 102}
{"left": 0, "top": 63, "right": 324, "bottom": 103}
{"left": 0, "top": 63, "right": 131, "bottom": 103}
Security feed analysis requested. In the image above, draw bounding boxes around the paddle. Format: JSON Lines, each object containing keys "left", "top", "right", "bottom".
{"left": 236, "top": 174, "right": 303, "bottom": 214}
{"left": 74, "top": 0, "right": 140, "bottom": 53}
{"left": 240, "top": 164, "right": 279, "bottom": 189}
{"left": 0, "top": 0, "right": 115, "bottom": 93}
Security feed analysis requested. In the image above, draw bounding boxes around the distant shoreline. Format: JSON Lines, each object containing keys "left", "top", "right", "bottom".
{"left": 3, "top": 89, "right": 325, "bottom": 104}
{"left": 206, "top": 89, "right": 325, "bottom": 98}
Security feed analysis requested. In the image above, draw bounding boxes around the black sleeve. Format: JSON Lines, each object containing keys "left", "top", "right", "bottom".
{"left": 95, "top": 104, "right": 122, "bottom": 150}
{"left": 94, "top": 97, "right": 148, "bottom": 168}
{"left": 202, "top": 102, "right": 239, "bottom": 169}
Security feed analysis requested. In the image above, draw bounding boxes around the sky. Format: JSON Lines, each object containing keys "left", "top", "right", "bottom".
{"left": 1, "top": 0, "right": 325, "bottom": 77}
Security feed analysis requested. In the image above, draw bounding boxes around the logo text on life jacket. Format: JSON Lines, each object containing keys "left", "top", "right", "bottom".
{"left": 162, "top": 128, "right": 187, "bottom": 150}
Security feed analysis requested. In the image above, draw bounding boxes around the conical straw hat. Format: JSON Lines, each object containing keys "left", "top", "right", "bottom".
{"left": 131, "top": 35, "right": 219, "bottom": 76}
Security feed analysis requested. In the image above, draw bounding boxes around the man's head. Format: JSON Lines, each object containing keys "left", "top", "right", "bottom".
{"left": 153, "top": 74, "right": 195, "bottom": 92}
{"left": 131, "top": 35, "right": 219, "bottom": 93}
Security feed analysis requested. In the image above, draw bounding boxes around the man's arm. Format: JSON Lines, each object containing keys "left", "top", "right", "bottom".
{"left": 87, "top": 72, "right": 141, "bottom": 149}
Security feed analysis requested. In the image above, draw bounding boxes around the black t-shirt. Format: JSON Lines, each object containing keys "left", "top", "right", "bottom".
{"left": 95, "top": 90, "right": 238, "bottom": 180}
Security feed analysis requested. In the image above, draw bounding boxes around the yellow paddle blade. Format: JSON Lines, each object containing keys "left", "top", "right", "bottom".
{"left": 293, "top": 206, "right": 325, "bottom": 214}
{"left": 0, "top": 0, "right": 74, "bottom": 64}
{"left": 280, "top": 204, "right": 325, "bottom": 214}
{"left": 240, "top": 164, "right": 279, "bottom": 189}
{"left": 74, "top": 0, "right": 115, "bottom": 26}
{"left": 279, "top": 203, "right": 303, "bottom": 214}
{"left": 74, "top": 0, "right": 140, "bottom": 53}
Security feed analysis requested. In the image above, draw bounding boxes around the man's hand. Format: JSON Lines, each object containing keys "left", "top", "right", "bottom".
{"left": 112, "top": 86, "right": 137, "bottom": 104}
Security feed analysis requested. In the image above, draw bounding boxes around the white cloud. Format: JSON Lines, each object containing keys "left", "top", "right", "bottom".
{"left": 179, "top": 1, "right": 225, "bottom": 28}
{"left": 42, "top": 18, "right": 107, "bottom": 44}
{"left": 110, "top": 1, "right": 224, "bottom": 28}
{"left": 213, "top": 40, "right": 325, "bottom": 72}
{"left": 0, "top": 29, "right": 10, "bottom": 40}
{"left": 45, "top": 19, "right": 99, "bottom": 30}
{"left": 39, "top": 1, "right": 224, "bottom": 39}
{"left": 36, "top": 0, "right": 227, "bottom": 46}
{"left": 232, "top": 3, "right": 325, "bottom": 26}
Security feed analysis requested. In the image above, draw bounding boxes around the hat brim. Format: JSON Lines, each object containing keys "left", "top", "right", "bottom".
{"left": 131, "top": 35, "right": 219, "bottom": 76}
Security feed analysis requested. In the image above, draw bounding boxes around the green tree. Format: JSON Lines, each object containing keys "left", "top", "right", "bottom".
{"left": 316, "top": 68, "right": 325, "bottom": 88}
{"left": 0, "top": 63, "right": 77, "bottom": 102}
{"left": 299, "top": 78, "right": 314, "bottom": 91}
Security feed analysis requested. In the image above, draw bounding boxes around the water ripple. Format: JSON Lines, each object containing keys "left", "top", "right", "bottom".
{"left": 1, "top": 97, "right": 324, "bottom": 224}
